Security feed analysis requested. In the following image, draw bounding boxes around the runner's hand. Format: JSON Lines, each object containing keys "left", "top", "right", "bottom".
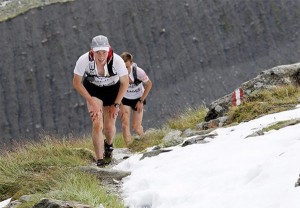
{"left": 110, "top": 104, "right": 119, "bottom": 119}
{"left": 89, "top": 100, "right": 101, "bottom": 122}
{"left": 136, "top": 101, "right": 143, "bottom": 113}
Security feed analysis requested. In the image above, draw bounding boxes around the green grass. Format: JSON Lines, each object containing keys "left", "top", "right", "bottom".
{"left": 15, "top": 170, "right": 124, "bottom": 208}
{"left": 127, "top": 128, "right": 168, "bottom": 152}
{"left": 0, "top": 129, "right": 168, "bottom": 206}
{"left": 262, "top": 119, "right": 300, "bottom": 132}
{"left": 0, "top": 135, "right": 124, "bottom": 207}
{"left": 226, "top": 85, "right": 300, "bottom": 124}
{"left": 113, "top": 133, "right": 128, "bottom": 148}
{"left": 114, "top": 129, "right": 168, "bottom": 153}
{"left": 166, "top": 105, "right": 208, "bottom": 130}
{"left": 262, "top": 121, "right": 289, "bottom": 132}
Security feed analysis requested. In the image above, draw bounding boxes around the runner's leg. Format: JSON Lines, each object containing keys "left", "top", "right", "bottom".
{"left": 132, "top": 108, "right": 144, "bottom": 137}
{"left": 103, "top": 106, "right": 117, "bottom": 145}
{"left": 120, "top": 104, "right": 132, "bottom": 145}
{"left": 87, "top": 97, "right": 104, "bottom": 160}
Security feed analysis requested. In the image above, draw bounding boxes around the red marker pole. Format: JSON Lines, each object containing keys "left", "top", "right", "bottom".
{"left": 232, "top": 88, "right": 243, "bottom": 106}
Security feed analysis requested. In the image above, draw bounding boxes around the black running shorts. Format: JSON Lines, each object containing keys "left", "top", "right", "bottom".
{"left": 83, "top": 79, "right": 120, "bottom": 106}
{"left": 122, "top": 97, "right": 146, "bottom": 111}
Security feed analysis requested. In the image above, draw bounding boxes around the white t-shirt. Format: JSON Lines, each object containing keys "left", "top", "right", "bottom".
{"left": 74, "top": 52, "right": 128, "bottom": 86}
{"left": 125, "top": 64, "right": 149, "bottom": 99}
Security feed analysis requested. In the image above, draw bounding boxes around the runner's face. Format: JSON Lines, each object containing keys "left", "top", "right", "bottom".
{"left": 125, "top": 60, "right": 132, "bottom": 71}
{"left": 94, "top": 50, "right": 108, "bottom": 65}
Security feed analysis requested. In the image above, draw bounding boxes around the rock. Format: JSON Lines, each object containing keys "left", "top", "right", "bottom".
{"left": 140, "top": 149, "right": 172, "bottom": 160}
{"left": 32, "top": 198, "right": 94, "bottom": 208}
{"left": 78, "top": 166, "right": 131, "bottom": 181}
{"left": 162, "top": 130, "right": 184, "bottom": 147}
{"left": 204, "top": 63, "right": 300, "bottom": 124}
{"left": 182, "top": 132, "right": 218, "bottom": 147}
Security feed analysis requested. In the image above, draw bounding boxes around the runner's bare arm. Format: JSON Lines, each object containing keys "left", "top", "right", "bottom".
{"left": 140, "top": 79, "right": 152, "bottom": 101}
{"left": 115, "top": 75, "right": 129, "bottom": 104}
{"left": 73, "top": 74, "right": 101, "bottom": 117}
{"left": 109, "top": 75, "right": 129, "bottom": 119}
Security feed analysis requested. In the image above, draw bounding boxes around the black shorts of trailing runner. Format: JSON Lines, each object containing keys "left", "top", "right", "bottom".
{"left": 83, "top": 79, "right": 120, "bottom": 106}
{"left": 122, "top": 97, "right": 146, "bottom": 111}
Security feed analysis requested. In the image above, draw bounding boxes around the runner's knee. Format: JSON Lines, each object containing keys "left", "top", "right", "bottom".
{"left": 92, "top": 120, "right": 103, "bottom": 132}
{"left": 104, "top": 125, "right": 116, "bottom": 136}
{"left": 122, "top": 118, "right": 130, "bottom": 128}
{"left": 121, "top": 112, "right": 130, "bottom": 125}
{"left": 132, "top": 124, "right": 143, "bottom": 133}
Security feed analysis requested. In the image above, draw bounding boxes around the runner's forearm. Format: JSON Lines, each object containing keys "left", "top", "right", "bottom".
{"left": 140, "top": 80, "right": 152, "bottom": 101}
{"left": 73, "top": 74, "right": 94, "bottom": 103}
{"left": 114, "top": 75, "right": 129, "bottom": 104}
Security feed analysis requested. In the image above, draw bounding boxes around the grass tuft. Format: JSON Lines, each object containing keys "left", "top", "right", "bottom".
{"left": 226, "top": 85, "right": 300, "bottom": 124}
{"left": 127, "top": 128, "right": 168, "bottom": 152}
{"left": 166, "top": 105, "right": 208, "bottom": 130}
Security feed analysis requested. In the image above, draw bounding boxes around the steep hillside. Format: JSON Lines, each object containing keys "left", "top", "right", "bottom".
{"left": 1, "top": 0, "right": 300, "bottom": 148}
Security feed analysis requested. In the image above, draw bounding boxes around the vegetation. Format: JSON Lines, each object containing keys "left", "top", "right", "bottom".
{"left": 166, "top": 105, "right": 208, "bottom": 130}
{"left": 0, "top": 135, "right": 123, "bottom": 207}
{"left": 113, "top": 128, "right": 168, "bottom": 153}
{"left": 262, "top": 119, "right": 300, "bottom": 132}
{"left": 262, "top": 120, "right": 290, "bottom": 132}
{"left": 0, "top": 0, "right": 73, "bottom": 22}
{"left": 127, "top": 128, "right": 168, "bottom": 152}
{"left": 226, "top": 85, "right": 300, "bottom": 123}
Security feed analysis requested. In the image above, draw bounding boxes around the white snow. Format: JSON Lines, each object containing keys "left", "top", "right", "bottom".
{"left": 114, "top": 106, "right": 300, "bottom": 208}
{"left": 0, "top": 198, "right": 11, "bottom": 208}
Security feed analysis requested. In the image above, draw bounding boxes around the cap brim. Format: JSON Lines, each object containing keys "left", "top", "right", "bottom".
{"left": 93, "top": 46, "right": 109, "bottom": 52}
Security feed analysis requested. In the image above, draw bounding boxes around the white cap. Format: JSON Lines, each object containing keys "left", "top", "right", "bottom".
{"left": 91, "top": 35, "right": 110, "bottom": 52}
